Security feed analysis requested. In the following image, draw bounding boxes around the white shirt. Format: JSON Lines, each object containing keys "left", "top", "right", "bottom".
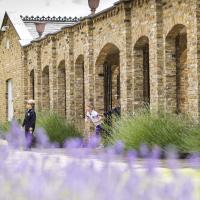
{"left": 86, "top": 110, "right": 102, "bottom": 126}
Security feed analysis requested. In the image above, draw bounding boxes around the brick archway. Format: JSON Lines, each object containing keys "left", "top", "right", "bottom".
{"left": 75, "top": 55, "right": 85, "bottom": 120}
{"left": 95, "top": 43, "right": 120, "bottom": 114}
{"left": 112, "top": 66, "right": 120, "bottom": 108}
{"left": 165, "top": 24, "right": 188, "bottom": 114}
{"left": 133, "top": 36, "right": 150, "bottom": 110}
{"left": 29, "top": 69, "right": 34, "bottom": 100}
{"left": 57, "top": 60, "right": 66, "bottom": 118}
{"left": 42, "top": 66, "right": 50, "bottom": 111}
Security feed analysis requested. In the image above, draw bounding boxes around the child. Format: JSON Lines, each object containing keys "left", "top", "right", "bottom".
{"left": 22, "top": 99, "right": 36, "bottom": 149}
{"left": 85, "top": 104, "right": 102, "bottom": 136}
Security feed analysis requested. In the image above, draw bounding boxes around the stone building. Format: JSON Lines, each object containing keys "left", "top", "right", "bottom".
{"left": 0, "top": 0, "right": 200, "bottom": 128}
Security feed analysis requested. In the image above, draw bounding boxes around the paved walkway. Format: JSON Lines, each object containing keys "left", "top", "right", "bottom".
{"left": 0, "top": 139, "right": 195, "bottom": 169}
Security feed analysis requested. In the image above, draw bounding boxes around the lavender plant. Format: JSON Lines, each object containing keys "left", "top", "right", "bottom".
{"left": 0, "top": 122, "right": 199, "bottom": 200}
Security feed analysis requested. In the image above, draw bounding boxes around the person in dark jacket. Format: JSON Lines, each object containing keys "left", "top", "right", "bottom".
{"left": 104, "top": 99, "right": 121, "bottom": 120}
{"left": 22, "top": 99, "right": 36, "bottom": 149}
{"left": 112, "top": 100, "right": 121, "bottom": 117}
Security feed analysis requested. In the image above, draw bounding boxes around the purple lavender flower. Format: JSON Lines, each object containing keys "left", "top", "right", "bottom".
{"left": 0, "top": 130, "right": 198, "bottom": 200}
{"left": 188, "top": 153, "right": 200, "bottom": 169}
{"left": 6, "top": 120, "right": 25, "bottom": 149}
{"left": 127, "top": 150, "right": 137, "bottom": 165}
{"left": 139, "top": 143, "right": 149, "bottom": 158}
{"left": 113, "top": 140, "right": 124, "bottom": 154}
{"left": 64, "top": 138, "right": 83, "bottom": 149}
{"left": 35, "top": 128, "right": 50, "bottom": 148}
{"left": 87, "top": 135, "right": 101, "bottom": 148}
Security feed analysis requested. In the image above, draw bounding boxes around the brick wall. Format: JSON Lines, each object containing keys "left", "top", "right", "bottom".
{"left": 1, "top": 0, "right": 200, "bottom": 127}
{"left": 0, "top": 18, "right": 24, "bottom": 122}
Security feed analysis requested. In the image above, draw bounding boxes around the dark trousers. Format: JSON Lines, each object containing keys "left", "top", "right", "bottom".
{"left": 25, "top": 131, "right": 33, "bottom": 148}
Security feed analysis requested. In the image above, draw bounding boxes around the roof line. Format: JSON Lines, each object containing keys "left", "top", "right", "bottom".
{"left": 20, "top": 15, "right": 81, "bottom": 23}
{"left": 1, "top": 12, "right": 33, "bottom": 46}
{"left": 3, "top": 0, "right": 125, "bottom": 47}
{"left": 23, "top": 0, "right": 124, "bottom": 46}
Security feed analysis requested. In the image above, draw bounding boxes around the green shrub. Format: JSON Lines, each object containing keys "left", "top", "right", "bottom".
{"left": 101, "top": 116, "right": 119, "bottom": 146}
{"left": 107, "top": 110, "right": 196, "bottom": 152}
{"left": 36, "top": 112, "right": 83, "bottom": 145}
{"left": 0, "top": 118, "right": 22, "bottom": 135}
{"left": 0, "top": 121, "right": 10, "bottom": 139}
{"left": 0, "top": 121, "right": 10, "bottom": 133}
{"left": 184, "top": 127, "right": 200, "bottom": 153}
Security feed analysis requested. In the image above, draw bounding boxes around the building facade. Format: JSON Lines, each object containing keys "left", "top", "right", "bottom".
{"left": 0, "top": 0, "right": 200, "bottom": 128}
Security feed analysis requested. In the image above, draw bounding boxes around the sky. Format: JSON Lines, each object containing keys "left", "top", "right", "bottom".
{"left": 0, "top": 0, "right": 117, "bottom": 23}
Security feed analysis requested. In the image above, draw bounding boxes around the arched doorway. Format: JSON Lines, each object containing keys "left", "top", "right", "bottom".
{"left": 57, "top": 60, "right": 66, "bottom": 118}
{"left": 42, "top": 66, "right": 50, "bottom": 111}
{"left": 30, "top": 69, "right": 34, "bottom": 100}
{"left": 75, "top": 55, "right": 85, "bottom": 120}
{"left": 6, "top": 79, "right": 14, "bottom": 121}
{"left": 133, "top": 36, "right": 150, "bottom": 110}
{"left": 165, "top": 24, "right": 188, "bottom": 114}
{"left": 112, "top": 66, "right": 120, "bottom": 106}
{"left": 95, "top": 43, "right": 120, "bottom": 114}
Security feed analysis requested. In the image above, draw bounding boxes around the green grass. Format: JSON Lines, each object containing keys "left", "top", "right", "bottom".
{"left": 0, "top": 121, "right": 10, "bottom": 134}
{"left": 36, "top": 112, "right": 83, "bottom": 145}
{"left": 184, "top": 128, "right": 200, "bottom": 153}
{"left": 0, "top": 121, "right": 11, "bottom": 139}
{"left": 106, "top": 110, "right": 200, "bottom": 153}
{"left": 2, "top": 110, "right": 200, "bottom": 153}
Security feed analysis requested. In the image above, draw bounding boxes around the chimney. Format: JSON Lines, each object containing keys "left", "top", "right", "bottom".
{"left": 88, "top": 0, "right": 100, "bottom": 15}
{"left": 35, "top": 22, "right": 46, "bottom": 37}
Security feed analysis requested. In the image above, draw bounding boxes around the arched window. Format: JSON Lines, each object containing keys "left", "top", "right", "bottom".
{"left": 165, "top": 24, "right": 188, "bottom": 114}
{"left": 42, "top": 66, "right": 50, "bottom": 111}
{"left": 75, "top": 55, "right": 85, "bottom": 119}
{"left": 95, "top": 43, "right": 120, "bottom": 113}
{"left": 57, "top": 61, "right": 66, "bottom": 118}
{"left": 30, "top": 69, "right": 34, "bottom": 99}
{"left": 133, "top": 36, "right": 150, "bottom": 110}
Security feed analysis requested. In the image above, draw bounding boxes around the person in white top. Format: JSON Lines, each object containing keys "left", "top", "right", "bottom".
{"left": 85, "top": 104, "right": 102, "bottom": 136}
